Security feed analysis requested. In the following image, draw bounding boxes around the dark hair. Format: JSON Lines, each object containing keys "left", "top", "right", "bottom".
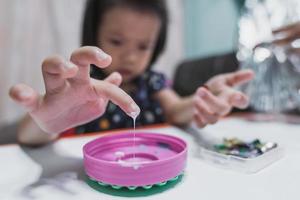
{"left": 81, "top": 0, "right": 168, "bottom": 79}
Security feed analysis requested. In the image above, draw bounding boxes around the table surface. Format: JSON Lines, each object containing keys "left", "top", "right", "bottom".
{"left": 1, "top": 116, "right": 300, "bottom": 200}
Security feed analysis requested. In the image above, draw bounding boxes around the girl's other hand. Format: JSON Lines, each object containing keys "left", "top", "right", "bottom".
{"left": 272, "top": 22, "right": 300, "bottom": 54}
{"left": 9, "top": 46, "right": 140, "bottom": 134}
{"left": 193, "top": 69, "right": 254, "bottom": 128}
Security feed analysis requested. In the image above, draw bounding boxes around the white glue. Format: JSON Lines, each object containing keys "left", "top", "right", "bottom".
{"left": 116, "top": 105, "right": 140, "bottom": 170}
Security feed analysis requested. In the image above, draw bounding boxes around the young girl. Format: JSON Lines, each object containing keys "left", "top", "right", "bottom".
{"left": 9, "top": 0, "right": 254, "bottom": 145}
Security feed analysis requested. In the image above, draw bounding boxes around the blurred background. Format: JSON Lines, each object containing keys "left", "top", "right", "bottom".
{"left": 0, "top": 0, "right": 242, "bottom": 126}
{"left": 0, "top": 0, "right": 299, "bottom": 142}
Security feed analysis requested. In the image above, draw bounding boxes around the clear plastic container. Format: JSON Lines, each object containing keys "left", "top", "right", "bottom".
{"left": 197, "top": 138, "right": 284, "bottom": 174}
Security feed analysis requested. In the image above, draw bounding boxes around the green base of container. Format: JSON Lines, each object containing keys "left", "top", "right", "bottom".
{"left": 86, "top": 174, "right": 184, "bottom": 197}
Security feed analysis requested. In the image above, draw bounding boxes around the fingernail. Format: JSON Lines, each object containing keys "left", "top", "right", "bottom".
{"left": 96, "top": 50, "right": 110, "bottom": 60}
{"left": 198, "top": 89, "right": 206, "bottom": 98}
{"left": 111, "top": 72, "right": 122, "bottom": 80}
{"left": 128, "top": 103, "right": 140, "bottom": 118}
{"left": 65, "top": 62, "right": 76, "bottom": 70}
{"left": 19, "top": 90, "right": 32, "bottom": 99}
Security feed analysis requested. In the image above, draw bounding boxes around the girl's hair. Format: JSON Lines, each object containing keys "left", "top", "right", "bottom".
{"left": 81, "top": 0, "right": 168, "bottom": 79}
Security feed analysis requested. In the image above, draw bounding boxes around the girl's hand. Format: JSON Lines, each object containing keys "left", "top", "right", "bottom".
{"left": 193, "top": 69, "right": 254, "bottom": 128}
{"left": 273, "top": 22, "right": 300, "bottom": 54}
{"left": 9, "top": 46, "right": 140, "bottom": 134}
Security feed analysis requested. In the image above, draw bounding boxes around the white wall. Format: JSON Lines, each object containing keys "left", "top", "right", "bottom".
{"left": 0, "top": 0, "right": 86, "bottom": 126}
{"left": 153, "top": 0, "right": 185, "bottom": 79}
{"left": 184, "top": 0, "right": 240, "bottom": 59}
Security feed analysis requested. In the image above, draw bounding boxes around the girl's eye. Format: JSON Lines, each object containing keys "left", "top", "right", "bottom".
{"left": 109, "top": 39, "right": 122, "bottom": 46}
{"left": 139, "top": 44, "right": 151, "bottom": 51}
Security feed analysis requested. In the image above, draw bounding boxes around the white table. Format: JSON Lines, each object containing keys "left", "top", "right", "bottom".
{"left": 1, "top": 116, "right": 300, "bottom": 200}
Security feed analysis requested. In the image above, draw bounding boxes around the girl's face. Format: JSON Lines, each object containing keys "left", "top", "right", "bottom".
{"left": 97, "top": 6, "right": 161, "bottom": 83}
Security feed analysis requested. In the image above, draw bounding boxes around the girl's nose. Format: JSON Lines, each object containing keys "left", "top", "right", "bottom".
{"left": 123, "top": 49, "right": 138, "bottom": 63}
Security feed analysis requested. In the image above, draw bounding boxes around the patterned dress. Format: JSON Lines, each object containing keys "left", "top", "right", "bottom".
{"left": 74, "top": 70, "right": 169, "bottom": 134}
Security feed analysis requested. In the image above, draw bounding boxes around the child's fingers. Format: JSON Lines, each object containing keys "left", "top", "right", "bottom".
{"left": 196, "top": 87, "right": 230, "bottom": 116}
{"left": 70, "top": 46, "right": 112, "bottom": 83}
{"left": 273, "top": 35, "right": 298, "bottom": 46}
{"left": 219, "top": 88, "right": 249, "bottom": 109}
{"left": 288, "top": 47, "right": 300, "bottom": 55}
{"left": 193, "top": 110, "right": 207, "bottom": 128}
{"left": 93, "top": 81, "right": 140, "bottom": 117}
{"left": 272, "top": 23, "right": 300, "bottom": 46}
{"left": 193, "top": 96, "right": 219, "bottom": 124}
{"left": 42, "top": 55, "right": 78, "bottom": 93}
{"left": 225, "top": 69, "right": 254, "bottom": 87}
{"left": 104, "top": 72, "right": 122, "bottom": 86}
{"left": 272, "top": 22, "right": 300, "bottom": 34}
{"left": 9, "top": 84, "right": 40, "bottom": 112}
{"left": 230, "top": 93, "right": 249, "bottom": 109}
{"left": 273, "top": 36, "right": 294, "bottom": 46}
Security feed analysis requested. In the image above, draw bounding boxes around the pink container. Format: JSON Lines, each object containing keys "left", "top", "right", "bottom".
{"left": 83, "top": 132, "right": 187, "bottom": 187}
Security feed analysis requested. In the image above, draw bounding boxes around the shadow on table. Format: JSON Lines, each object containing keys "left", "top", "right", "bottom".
{"left": 19, "top": 144, "right": 85, "bottom": 199}
{"left": 185, "top": 126, "right": 215, "bottom": 152}
{"left": 0, "top": 122, "right": 18, "bottom": 144}
{"left": 18, "top": 142, "right": 183, "bottom": 198}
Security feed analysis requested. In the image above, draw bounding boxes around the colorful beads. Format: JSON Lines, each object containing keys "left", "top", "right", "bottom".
{"left": 214, "top": 138, "right": 277, "bottom": 158}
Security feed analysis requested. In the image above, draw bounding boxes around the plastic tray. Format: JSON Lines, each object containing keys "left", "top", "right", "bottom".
{"left": 198, "top": 140, "right": 284, "bottom": 174}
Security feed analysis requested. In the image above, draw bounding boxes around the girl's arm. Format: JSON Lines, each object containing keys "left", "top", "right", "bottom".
{"left": 17, "top": 115, "right": 59, "bottom": 146}
{"left": 154, "top": 89, "right": 194, "bottom": 126}
{"left": 155, "top": 70, "right": 254, "bottom": 128}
